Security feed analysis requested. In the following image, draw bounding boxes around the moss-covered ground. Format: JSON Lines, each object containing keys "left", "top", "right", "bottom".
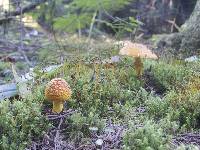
{"left": 0, "top": 34, "right": 200, "bottom": 150}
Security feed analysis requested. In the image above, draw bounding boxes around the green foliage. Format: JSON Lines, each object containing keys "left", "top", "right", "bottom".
{"left": 60, "top": 59, "right": 142, "bottom": 117}
{"left": 167, "top": 90, "right": 200, "bottom": 129}
{"left": 67, "top": 0, "right": 132, "bottom": 26}
{"left": 145, "top": 93, "right": 170, "bottom": 119}
{"left": 109, "top": 16, "right": 138, "bottom": 38}
{"left": 1, "top": 36, "right": 199, "bottom": 149}
{"left": 145, "top": 60, "right": 200, "bottom": 129}
{"left": 0, "top": 99, "right": 49, "bottom": 150}
{"left": 69, "top": 0, "right": 130, "bottom": 12}
{"left": 151, "top": 61, "right": 192, "bottom": 90}
{"left": 54, "top": 13, "right": 93, "bottom": 32}
{"left": 123, "top": 120, "right": 171, "bottom": 150}
{"left": 65, "top": 112, "right": 106, "bottom": 142}
{"left": 175, "top": 144, "right": 199, "bottom": 150}
{"left": 36, "top": 0, "right": 135, "bottom": 34}
{"left": 158, "top": 116, "right": 179, "bottom": 135}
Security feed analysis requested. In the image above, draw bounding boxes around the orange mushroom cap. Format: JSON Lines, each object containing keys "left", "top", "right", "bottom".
{"left": 119, "top": 41, "right": 158, "bottom": 59}
{"left": 45, "top": 78, "right": 72, "bottom": 102}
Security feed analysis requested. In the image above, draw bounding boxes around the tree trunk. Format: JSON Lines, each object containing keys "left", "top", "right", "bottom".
{"left": 157, "top": 0, "right": 200, "bottom": 56}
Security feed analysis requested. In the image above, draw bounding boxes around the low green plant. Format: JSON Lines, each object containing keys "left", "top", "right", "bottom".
{"left": 32, "top": 57, "right": 140, "bottom": 118}
{"left": 158, "top": 115, "right": 179, "bottom": 135}
{"left": 21, "top": 49, "right": 199, "bottom": 149}
{"left": 171, "top": 93, "right": 200, "bottom": 129}
{"left": 65, "top": 112, "right": 106, "bottom": 144}
{"left": 0, "top": 99, "right": 49, "bottom": 150}
{"left": 123, "top": 120, "right": 171, "bottom": 150}
{"left": 175, "top": 144, "right": 199, "bottom": 150}
{"left": 145, "top": 94, "right": 170, "bottom": 120}
{"left": 66, "top": 61, "right": 142, "bottom": 117}
{"left": 151, "top": 61, "right": 192, "bottom": 90}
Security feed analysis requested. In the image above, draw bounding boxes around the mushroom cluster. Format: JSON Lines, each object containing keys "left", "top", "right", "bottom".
{"left": 119, "top": 41, "right": 158, "bottom": 77}
{"left": 45, "top": 78, "right": 72, "bottom": 113}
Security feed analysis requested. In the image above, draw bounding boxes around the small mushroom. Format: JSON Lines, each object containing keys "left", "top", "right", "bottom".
{"left": 45, "top": 78, "right": 72, "bottom": 113}
{"left": 119, "top": 41, "right": 158, "bottom": 77}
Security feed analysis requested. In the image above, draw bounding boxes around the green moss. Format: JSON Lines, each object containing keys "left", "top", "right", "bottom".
{"left": 123, "top": 120, "right": 171, "bottom": 150}
{"left": 0, "top": 99, "right": 49, "bottom": 150}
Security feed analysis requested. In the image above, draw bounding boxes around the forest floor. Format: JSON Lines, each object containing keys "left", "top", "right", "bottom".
{"left": 0, "top": 25, "right": 200, "bottom": 150}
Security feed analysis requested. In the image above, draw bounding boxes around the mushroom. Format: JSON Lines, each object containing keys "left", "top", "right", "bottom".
{"left": 45, "top": 78, "right": 72, "bottom": 113}
{"left": 119, "top": 41, "right": 158, "bottom": 77}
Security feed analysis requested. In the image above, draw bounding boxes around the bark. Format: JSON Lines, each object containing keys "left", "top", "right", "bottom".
{"left": 157, "top": 0, "right": 200, "bottom": 56}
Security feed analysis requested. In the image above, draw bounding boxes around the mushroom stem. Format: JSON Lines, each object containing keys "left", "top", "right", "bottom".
{"left": 52, "top": 101, "right": 64, "bottom": 113}
{"left": 134, "top": 57, "right": 144, "bottom": 78}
